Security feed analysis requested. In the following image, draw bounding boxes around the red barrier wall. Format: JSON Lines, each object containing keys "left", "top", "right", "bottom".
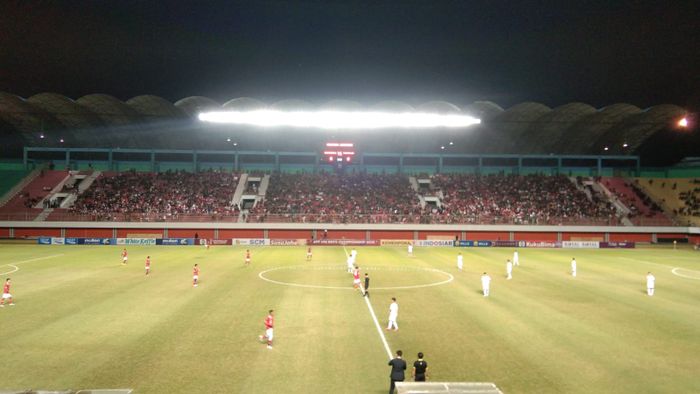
{"left": 608, "top": 233, "right": 653, "bottom": 242}
{"left": 218, "top": 229, "right": 264, "bottom": 239}
{"left": 465, "top": 232, "right": 509, "bottom": 241}
{"left": 168, "top": 229, "right": 215, "bottom": 239}
{"left": 514, "top": 232, "right": 558, "bottom": 241}
{"left": 418, "top": 231, "right": 460, "bottom": 240}
{"left": 269, "top": 230, "right": 312, "bottom": 239}
{"left": 116, "top": 228, "right": 164, "bottom": 238}
{"left": 370, "top": 231, "right": 413, "bottom": 240}
{"left": 0, "top": 228, "right": 10, "bottom": 237}
{"left": 14, "top": 228, "right": 61, "bottom": 237}
{"left": 656, "top": 233, "right": 688, "bottom": 239}
{"left": 65, "top": 228, "right": 113, "bottom": 238}
{"left": 327, "top": 230, "right": 365, "bottom": 240}
{"left": 561, "top": 232, "right": 605, "bottom": 241}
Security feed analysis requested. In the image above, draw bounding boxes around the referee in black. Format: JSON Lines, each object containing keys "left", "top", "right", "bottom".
{"left": 363, "top": 273, "right": 370, "bottom": 297}
{"left": 412, "top": 352, "right": 429, "bottom": 381}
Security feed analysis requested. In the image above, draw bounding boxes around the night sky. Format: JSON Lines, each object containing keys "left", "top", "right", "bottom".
{"left": 2, "top": 0, "right": 699, "bottom": 110}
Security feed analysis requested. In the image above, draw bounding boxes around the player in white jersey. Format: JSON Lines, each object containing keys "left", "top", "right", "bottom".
{"left": 387, "top": 297, "right": 399, "bottom": 331}
{"left": 351, "top": 248, "right": 358, "bottom": 260}
{"left": 457, "top": 253, "right": 463, "bottom": 270}
{"left": 506, "top": 260, "right": 513, "bottom": 280}
{"left": 407, "top": 243, "right": 413, "bottom": 256}
{"left": 646, "top": 272, "right": 655, "bottom": 296}
{"left": 347, "top": 255, "right": 355, "bottom": 273}
{"left": 481, "top": 272, "right": 491, "bottom": 297}
{"left": 571, "top": 258, "right": 577, "bottom": 277}
{"left": 513, "top": 250, "right": 519, "bottom": 266}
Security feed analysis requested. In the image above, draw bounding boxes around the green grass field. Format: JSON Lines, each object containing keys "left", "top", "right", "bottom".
{"left": 1, "top": 244, "right": 699, "bottom": 393}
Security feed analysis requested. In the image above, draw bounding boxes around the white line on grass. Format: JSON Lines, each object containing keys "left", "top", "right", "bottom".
{"left": 0, "top": 254, "right": 64, "bottom": 276}
{"left": 343, "top": 245, "right": 393, "bottom": 360}
{"left": 671, "top": 267, "right": 700, "bottom": 280}
{"left": 360, "top": 283, "right": 393, "bottom": 360}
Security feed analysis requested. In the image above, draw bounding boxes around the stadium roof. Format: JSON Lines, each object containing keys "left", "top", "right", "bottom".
{"left": 0, "top": 92, "right": 691, "bottom": 164}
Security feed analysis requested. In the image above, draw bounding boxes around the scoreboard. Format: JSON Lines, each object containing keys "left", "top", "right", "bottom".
{"left": 323, "top": 142, "right": 355, "bottom": 164}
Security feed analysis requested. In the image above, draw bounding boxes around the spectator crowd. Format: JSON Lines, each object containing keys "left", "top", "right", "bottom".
{"left": 430, "top": 173, "right": 619, "bottom": 225}
{"left": 70, "top": 170, "right": 239, "bottom": 221}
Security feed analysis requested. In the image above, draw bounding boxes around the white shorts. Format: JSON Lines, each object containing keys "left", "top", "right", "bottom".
{"left": 354, "top": 279, "right": 361, "bottom": 284}
{"left": 265, "top": 328, "right": 274, "bottom": 340}
{"left": 145, "top": 266, "right": 150, "bottom": 270}
{"left": 123, "top": 257, "right": 128, "bottom": 261}
{"left": 2, "top": 293, "right": 11, "bottom": 299}
{"left": 245, "top": 258, "right": 251, "bottom": 263}
{"left": 307, "top": 253, "right": 312, "bottom": 257}
{"left": 389, "top": 314, "right": 397, "bottom": 321}
{"left": 193, "top": 275, "right": 199, "bottom": 280}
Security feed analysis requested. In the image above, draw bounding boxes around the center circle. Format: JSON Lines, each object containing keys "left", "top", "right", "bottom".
{"left": 258, "top": 264, "right": 454, "bottom": 290}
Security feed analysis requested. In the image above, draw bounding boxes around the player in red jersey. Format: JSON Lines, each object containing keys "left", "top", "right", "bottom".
{"left": 192, "top": 264, "right": 200, "bottom": 287}
{"left": 258, "top": 309, "right": 274, "bottom": 349}
{"left": 353, "top": 266, "right": 361, "bottom": 289}
{"left": 306, "top": 246, "right": 312, "bottom": 261}
{"left": 121, "top": 248, "right": 128, "bottom": 265}
{"left": 245, "top": 249, "right": 251, "bottom": 266}
{"left": 145, "top": 256, "right": 151, "bottom": 276}
{"left": 1, "top": 278, "right": 14, "bottom": 307}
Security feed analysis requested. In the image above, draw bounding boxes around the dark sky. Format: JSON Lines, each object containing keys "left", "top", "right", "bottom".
{"left": 1, "top": 0, "right": 699, "bottom": 110}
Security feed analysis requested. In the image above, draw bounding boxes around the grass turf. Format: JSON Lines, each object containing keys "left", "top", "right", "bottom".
{"left": 1, "top": 244, "right": 699, "bottom": 393}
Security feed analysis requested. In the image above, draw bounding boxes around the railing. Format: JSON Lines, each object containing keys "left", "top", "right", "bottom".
{"left": 0, "top": 211, "right": 646, "bottom": 226}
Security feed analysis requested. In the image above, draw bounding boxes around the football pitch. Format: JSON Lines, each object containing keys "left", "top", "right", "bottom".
{"left": 1, "top": 244, "right": 699, "bottom": 393}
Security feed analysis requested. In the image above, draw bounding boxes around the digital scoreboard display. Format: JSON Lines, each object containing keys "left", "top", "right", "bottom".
{"left": 323, "top": 142, "right": 355, "bottom": 164}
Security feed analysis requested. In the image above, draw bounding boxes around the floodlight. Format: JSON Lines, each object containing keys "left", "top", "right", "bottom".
{"left": 678, "top": 117, "right": 688, "bottom": 128}
{"left": 198, "top": 110, "right": 480, "bottom": 129}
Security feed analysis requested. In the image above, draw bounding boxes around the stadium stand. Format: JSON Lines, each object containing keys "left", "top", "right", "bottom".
{"left": 0, "top": 170, "right": 69, "bottom": 220}
{"left": 248, "top": 173, "right": 422, "bottom": 223}
{"left": 599, "top": 177, "right": 673, "bottom": 226}
{"left": 634, "top": 178, "right": 700, "bottom": 226}
{"left": 67, "top": 170, "right": 240, "bottom": 222}
{"left": 429, "top": 173, "right": 619, "bottom": 225}
{"left": 0, "top": 169, "right": 31, "bottom": 200}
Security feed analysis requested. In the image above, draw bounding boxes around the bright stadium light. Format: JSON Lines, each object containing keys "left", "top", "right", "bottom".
{"left": 678, "top": 117, "right": 688, "bottom": 128}
{"left": 198, "top": 110, "right": 481, "bottom": 129}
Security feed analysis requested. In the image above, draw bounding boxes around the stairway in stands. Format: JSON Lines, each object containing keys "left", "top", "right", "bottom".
{"left": 600, "top": 177, "right": 673, "bottom": 226}
{"left": 0, "top": 170, "right": 70, "bottom": 220}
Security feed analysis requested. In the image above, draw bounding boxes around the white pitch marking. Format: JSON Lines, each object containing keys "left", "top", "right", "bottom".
{"left": 671, "top": 267, "right": 700, "bottom": 280}
{"left": 0, "top": 254, "right": 64, "bottom": 276}
{"left": 360, "top": 282, "right": 393, "bottom": 360}
{"left": 258, "top": 265, "right": 453, "bottom": 290}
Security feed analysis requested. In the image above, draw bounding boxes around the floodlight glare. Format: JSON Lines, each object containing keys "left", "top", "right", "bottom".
{"left": 198, "top": 110, "right": 480, "bottom": 129}
{"left": 678, "top": 117, "right": 688, "bottom": 128}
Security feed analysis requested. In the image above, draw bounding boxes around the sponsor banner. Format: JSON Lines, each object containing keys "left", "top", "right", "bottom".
{"left": 269, "top": 239, "right": 300, "bottom": 246}
{"left": 116, "top": 238, "right": 157, "bottom": 245}
{"left": 562, "top": 241, "right": 600, "bottom": 249}
{"left": 415, "top": 240, "right": 454, "bottom": 247}
{"left": 82, "top": 238, "right": 115, "bottom": 245}
{"left": 380, "top": 239, "right": 414, "bottom": 246}
{"left": 51, "top": 237, "right": 65, "bottom": 245}
{"left": 232, "top": 238, "right": 269, "bottom": 246}
{"left": 493, "top": 240, "right": 519, "bottom": 248}
{"left": 127, "top": 233, "right": 160, "bottom": 239}
{"left": 209, "top": 239, "right": 232, "bottom": 246}
{"left": 525, "top": 241, "right": 561, "bottom": 248}
{"left": 309, "top": 239, "right": 379, "bottom": 246}
{"left": 455, "top": 240, "right": 492, "bottom": 247}
{"left": 158, "top": 238, "right": 194, "bottom": 246}
{"left": 600, "top": 242, "right": 635, "bottom": 248}
{"left": 37, "top": 237, "right": 52, "bottom": 245}
{"left": 65, "top": 237, "right": 82, "bottom": 245}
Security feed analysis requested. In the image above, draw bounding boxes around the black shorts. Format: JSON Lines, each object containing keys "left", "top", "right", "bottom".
{"left": 415, "top": 374, "right": 426, "bottom": 382}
